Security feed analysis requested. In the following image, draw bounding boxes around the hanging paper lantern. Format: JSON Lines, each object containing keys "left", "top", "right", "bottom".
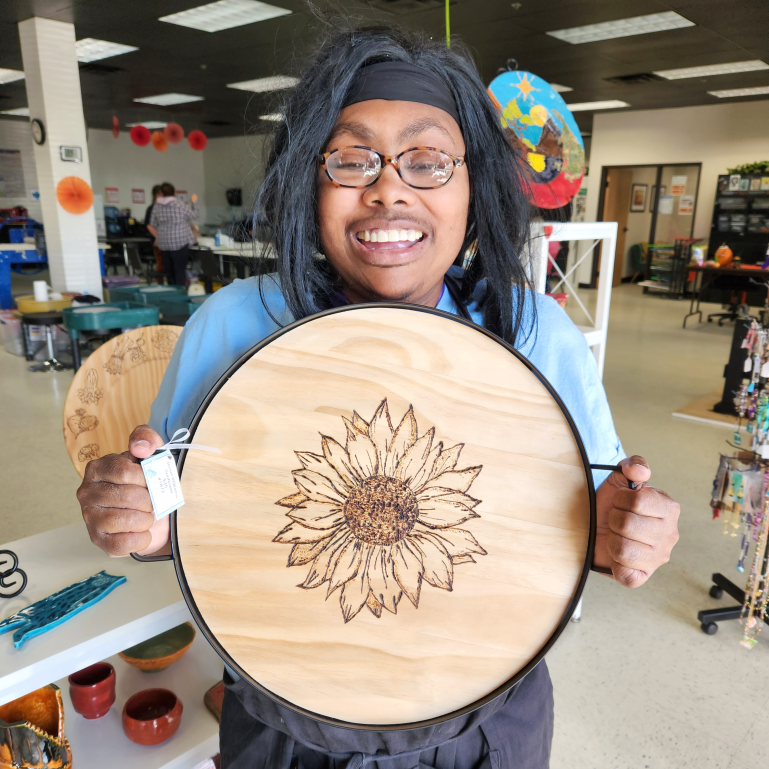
{"left": 56, "top": 176, "right": 94, "bottom": 214}
{"left": 112, "top": 116, "right": 120, "bottom": 139}
{"left": 487, "top": 71, "right": 585, "bottom": 209}
{"left": 129, "top": 125, "right": 151, "bottom": 146}
{"left": 187, "top": 130, "right": 207, "bottom": 151}
{"left": 164, "top": 122, "right": 184, "bottom": 143}
{"left": 151, "top": 131, "right": 169, "bottom": 152}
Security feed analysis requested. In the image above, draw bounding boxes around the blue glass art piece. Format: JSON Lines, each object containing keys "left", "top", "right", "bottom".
{"left": 0, "top": 571, "right": 126, "bottom": 649}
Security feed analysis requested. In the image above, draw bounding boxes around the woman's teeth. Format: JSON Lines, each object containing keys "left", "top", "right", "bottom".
{"left": 357, "top": 229, "right": 424, "bottom": 243}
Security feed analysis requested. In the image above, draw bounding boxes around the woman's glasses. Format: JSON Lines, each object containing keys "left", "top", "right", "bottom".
{"left": 318, "top": 146, "right": 465, "bottom": 189}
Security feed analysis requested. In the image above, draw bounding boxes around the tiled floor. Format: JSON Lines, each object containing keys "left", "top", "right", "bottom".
{"left": 1, "top": 280, "right": 767, "bottom": 766}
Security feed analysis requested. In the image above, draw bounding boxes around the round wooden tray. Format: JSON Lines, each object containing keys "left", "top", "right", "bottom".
{"left": 63, "top": 326, "right": 182, "bottom": 477}
{"left": 175, "top": 305, "right": 593, "bottom": 728}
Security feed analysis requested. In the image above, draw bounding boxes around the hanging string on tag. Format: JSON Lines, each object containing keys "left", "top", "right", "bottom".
{"left": 158, "top": 428, "right": 222, "bottom": 454}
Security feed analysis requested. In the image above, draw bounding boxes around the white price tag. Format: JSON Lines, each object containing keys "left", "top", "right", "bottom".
{"left": 141, "top": 450, "right": 184, "bottom": 520}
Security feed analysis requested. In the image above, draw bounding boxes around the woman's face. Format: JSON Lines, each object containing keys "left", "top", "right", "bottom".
{"left": 317, "top": 99, "right": 469, "bottom": 307}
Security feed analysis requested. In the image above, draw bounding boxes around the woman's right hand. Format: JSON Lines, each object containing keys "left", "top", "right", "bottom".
{"left": 77, "top": 425, "right": 171, "bottom": 557}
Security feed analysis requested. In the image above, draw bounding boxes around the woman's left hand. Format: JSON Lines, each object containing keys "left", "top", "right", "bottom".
{"left": 592, "top": 456, "right": 680, "bottom": 588}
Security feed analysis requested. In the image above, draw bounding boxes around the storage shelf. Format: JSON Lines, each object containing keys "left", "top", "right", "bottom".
{"left": 1, "top": 523, "right": 189, "bottom": 706}
{"left": 56, "top": 634, "right": 221, "bottom": 769}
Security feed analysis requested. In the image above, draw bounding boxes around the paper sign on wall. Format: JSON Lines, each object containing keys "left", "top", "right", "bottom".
{"left": 0, "top": 149, "right": 25, "bottom": 197}
{"left": 658, "top": 195, "right": 674, "bottom": 215}
{"left": 678, "top": 195, "right": 694, "bottom": 215}
{"left": 176, "top": 190, "right": 188, "bottom": 204}
{"left": 670, "top": 176, "right": 687, "bottom": 196}
{"left": 105, "top": 187, "right": 119, "bottom": 204}
{"left": 132, "top": 188, "right": 145, "bottom": 204}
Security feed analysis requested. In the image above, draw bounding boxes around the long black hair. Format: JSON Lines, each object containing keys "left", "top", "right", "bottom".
{"left": 256, "top": 25, "right": 535, "bottom": 347}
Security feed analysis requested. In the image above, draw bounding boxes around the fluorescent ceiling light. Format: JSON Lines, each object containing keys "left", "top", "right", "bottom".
{"left": 550, "top": 83, "right": 573, "bottom": 93}
{"left": 0, "top": 69, "right": 25, "bottom": 84}
{"left": 160, "top": 0, "right": 291, "bottom": 32}
{"left": 75, "top": 38, "right": 139, "bottom": 63}
{"left": 566, "top": 100, "right": 630, "bottom": 112}
{"left": 260, "top": 113, "right": 283, "bottom": 121}
{"left": 708, "top": 85, "right": 769, "bottom": 98}
{"left": 1, "top": 107, "right": 30, "bottom": 117}
{"left": 547, "top": 11, "right": 694, "bottom": 45}
{"left": 134, "top": 93, "right": 204, "bottom": 106}
{"left": 228, "top": 75, "right": 298, "bottom": 92}
{"left": 127, "top": 121, "right": 168, "bottom": 128}
{"left": 655, "top": 60, "right": 769, "bottom": 80}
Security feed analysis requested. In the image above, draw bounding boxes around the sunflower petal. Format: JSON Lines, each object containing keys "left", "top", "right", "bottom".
{"left": 342, "top": 417, "right": 366, "bottom": 442}
{"left": 429, "top": 443, "right": 463, "bottom": 481}
{"left": 288, "top": 538, "right": 331, "bottom": 566}
{"left": 274, "top": 519, "right": 338, "bottom": 544}
{"left": 276, "top": 491, "right": 308, "bottom": 508}
{"left": 421, "top": 466, "right": 482, "bottom": 494}
{"left": 392, "top": 541, "right": 423, "bottom": 608}
{"left": 293, "top": 468, "right": 346, "bottom": 504}
{"left": 346, "top": 430, "right": 379, "bottom": 479}
{"left": 340, "top": 547, "right": 373, "bottom": 622}
{"left": 368, "top": 545, "right": 402, "bottom": 614}
{"left": 295, "top": 451, "right": 353, "bottom": 492}
{"left": 452, "top": 554, "right": 476, "bottom": 565}
{"left": 326, "top": 538, "right": 365, "bottom": 596}
{"left": 352, "top": 411, "right": 370, "bottom": 432}
{"left": 366, "top": 592, "right": 383, "bottom": 617}
{"left": 395, "top": 428, "right": 434, "bottom": 485}
{"left": 417, "top": 494, "right": 480, "bottom": 529}
{"left": 410, "top": 532, "right": 453, "bottom": 590}
{"left": 385, "top": 406, "right": 417, "bottom": 474}
{"left": 322, "top": 435, "right": 361, "bottom": 487}
{"left": 288, "top": 501, "right": 346, "bottom": 529}
{"left": 368, "top": 399, "right": 393, "bottom": 470}
{"left": 418, "top": 524, "right": 487, "bottom": 558}
{"left": 410, "top": 441, "right": 442, "bottom": 491}
{"left": 417, "top": 487, "right": 481, "bottom": 508}
{"left": 299, "top": 530, "right": 350, "bottom": 588}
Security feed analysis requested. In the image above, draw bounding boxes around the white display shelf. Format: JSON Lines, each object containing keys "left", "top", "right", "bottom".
{"left": 1, "top": 523, "right": 189, "bottom": 706}
{"left": 56, "top": 634, "right": 221, "bottom": 769}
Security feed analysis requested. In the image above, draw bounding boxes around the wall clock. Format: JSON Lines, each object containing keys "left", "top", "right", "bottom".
{"left": 31, "top": 118, "right": 46, "bottom": 146}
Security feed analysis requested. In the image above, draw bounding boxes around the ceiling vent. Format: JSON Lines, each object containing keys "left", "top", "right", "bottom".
{"left": 605, "top": 72, "right": 664, "bottom": 85}
{"left": 79, "top": 63, "right": 124, "bottom": 75}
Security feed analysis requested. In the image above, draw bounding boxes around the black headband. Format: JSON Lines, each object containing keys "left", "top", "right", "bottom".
{"left": 342, "top": 61, "right": 461, "bottom": 126}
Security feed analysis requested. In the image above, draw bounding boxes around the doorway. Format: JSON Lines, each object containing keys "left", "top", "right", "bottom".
{"left": 589, "top": 162, "right": 702, "bottom": 287}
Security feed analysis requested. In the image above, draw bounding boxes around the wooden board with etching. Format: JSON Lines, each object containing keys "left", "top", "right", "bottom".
{"left": 63, "top": 326, "right": 183, "bottom": 477}
{"left": 174, "top": 306, "right": 592, "bottom": 728}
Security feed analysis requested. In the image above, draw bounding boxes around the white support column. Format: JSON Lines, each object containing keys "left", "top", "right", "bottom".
{"left": 18, "top": 17, "right": 103, "bottom": 299}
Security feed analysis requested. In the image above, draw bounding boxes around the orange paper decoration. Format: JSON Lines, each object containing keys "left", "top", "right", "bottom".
{"left": 151, "top": 131, "right": 169, "bottom": 152}
{"left": 188, "top": 130, "right": 207, "bottom": 151}
{"left": 164, "top": 122, "right": 184, "bottom": 143}
{"left": 56, "top": 176, "right": 94, "bottom": 214}
{"left": 129, "top": 125, "right": 151, "bottom": 146}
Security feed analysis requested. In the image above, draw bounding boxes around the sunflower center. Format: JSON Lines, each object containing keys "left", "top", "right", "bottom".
{"left": 343, "top": 475, "right": 419, "bottom": 545}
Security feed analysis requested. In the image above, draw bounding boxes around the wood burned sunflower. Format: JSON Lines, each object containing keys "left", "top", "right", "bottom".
{"left": 273, "top": 399, "right": 486, "bottom": 622}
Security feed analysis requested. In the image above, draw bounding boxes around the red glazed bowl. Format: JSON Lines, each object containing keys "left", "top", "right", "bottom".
{"left": 68, "top": 662, "right": 116, "bottom": 719}
{"left": 122, "top": 689, "right": 182, "bottom": 746}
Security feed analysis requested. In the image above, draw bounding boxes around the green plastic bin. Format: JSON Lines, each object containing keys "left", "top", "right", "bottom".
{"left": 107, "top": 285, "right": 186, "bottom": 305}
{"left": 157, "top": 294, "right": 211, "bottom": 318}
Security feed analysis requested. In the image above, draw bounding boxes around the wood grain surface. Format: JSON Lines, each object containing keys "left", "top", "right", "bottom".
{"left": 177, "top": 307, "right": 591, "bottom": 726}
{"left": 63, "top": 326, "right": 182, "bottom": 477}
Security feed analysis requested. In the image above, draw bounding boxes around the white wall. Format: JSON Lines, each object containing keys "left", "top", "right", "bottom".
{"left": 0, "top": 118, "right": 43, "bottom": 222}
{"left": 87, "top": 129, "right": 207, "bottom": 223}
{"left": 202, "top": 133, "right": 267, "bottom": 226}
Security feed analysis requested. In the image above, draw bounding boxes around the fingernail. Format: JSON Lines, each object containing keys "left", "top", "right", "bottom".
{"left": 134, "top": 440, "right": 150, "bottom": 449}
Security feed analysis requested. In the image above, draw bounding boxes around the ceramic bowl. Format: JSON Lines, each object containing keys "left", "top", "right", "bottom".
{"left": 68, "top": 662, "right": 116, "bottom": 719}
{"left": 118, "top": 622, "right": 195, "bottom": 673}
{"left": 122, "top": 689, "right": 182, "bottom": 746}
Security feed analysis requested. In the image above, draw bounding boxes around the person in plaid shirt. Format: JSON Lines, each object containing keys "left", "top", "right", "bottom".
{"left": 148, "top": 182, "right": 199, "bottom": 286}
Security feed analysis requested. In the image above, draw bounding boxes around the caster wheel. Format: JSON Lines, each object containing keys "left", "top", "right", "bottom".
{"left": 709, "top": 585, "right": 724, "bottom": 600}
{"left": 708, "top": 318, "right": 713, "bottom": 323}
{"left": 701, "top": 622, "right": 718, "bottom": 635}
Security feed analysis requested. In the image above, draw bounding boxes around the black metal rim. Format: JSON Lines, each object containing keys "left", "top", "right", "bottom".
{"left": 170, "top": 302, "right": 598, "bottom": 731}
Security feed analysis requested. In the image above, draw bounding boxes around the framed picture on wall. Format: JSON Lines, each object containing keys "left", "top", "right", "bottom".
{"left": 650, "top": 185, "right": 666, "bottom": 211}
{"left": 630, "top": 183, "right": 648, "bottom": 212}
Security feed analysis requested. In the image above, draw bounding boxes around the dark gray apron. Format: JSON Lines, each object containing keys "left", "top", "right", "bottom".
{"left": 219, "top": 660, "right": 553, "bottom": 769}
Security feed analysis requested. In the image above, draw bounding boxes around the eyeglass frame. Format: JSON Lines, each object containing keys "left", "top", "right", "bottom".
{"left": 317, "top": 145, "right": 466, "bottom": 190}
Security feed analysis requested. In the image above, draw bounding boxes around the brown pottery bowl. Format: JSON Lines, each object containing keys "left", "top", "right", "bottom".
{"left": 122, "top": 688, "right": 182, "bottom": 746}
{"left": 118, "top": 622, "right": 195, "bottom": 672}
{"left": 68, "top": 662, "right": 116, "bottom": 719}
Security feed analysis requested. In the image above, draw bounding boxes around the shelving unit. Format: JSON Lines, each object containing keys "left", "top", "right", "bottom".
{"left": 0, "top": 523, "right": 220, "bottom": 768}
{"left": 638, "top": 243, "right": 674, "bottom": 292}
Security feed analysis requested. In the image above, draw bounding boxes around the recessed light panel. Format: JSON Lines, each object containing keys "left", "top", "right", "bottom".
{"left": 547, "top": 11, "right": 694, "bottom": 45}
{"left": 160, "top": 0, "right": 291, "bottom": 32}
{"left": 134, "top": 93, "right": 205, "bottom": 106}
{"left": 127, "top": 121, "right": 169, "bottom": 128}
{"left": 228, "top": 75, "right": 298, "bottom": 92}
{"left": 1, "top": 107, "right": 30, "bottom": 116}
{"left": 655, "top": 60, "right": 769, "bottom": 80}
{"left": 75, "top": 38, "right": 139, "bottom": 63}
{"left": 565, "top": 100, "right": 630, "bottom": 112}
{"left": 0, "top": 69, "right": 25, "bottom": 85}
{"left": 259, "top": 113, "right": 283, "bottom": 121}
{"left": 708, "top": 86, "right": 769, "bottom": 98}
{"left": 550, "top": 83, "right": 573, "bottom": 93}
